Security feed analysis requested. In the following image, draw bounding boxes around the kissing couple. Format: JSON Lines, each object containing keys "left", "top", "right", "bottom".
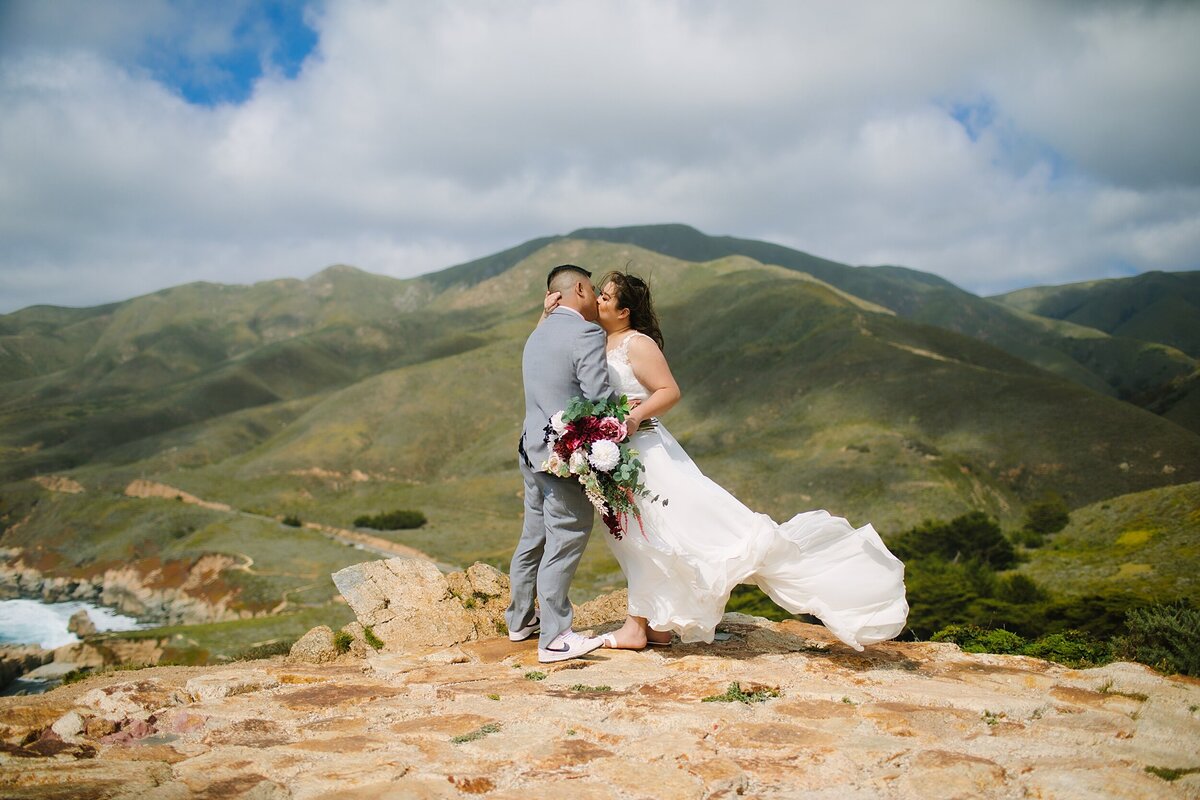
{"left": 507, "top": 264, "right": 909, "bottom": 663}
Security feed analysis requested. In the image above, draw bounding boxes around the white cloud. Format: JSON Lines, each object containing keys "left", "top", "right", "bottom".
{"left": 1, "top": 0, "right": 1198, "bottom": 312}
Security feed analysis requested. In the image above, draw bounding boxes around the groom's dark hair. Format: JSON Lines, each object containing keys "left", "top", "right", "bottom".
{"left": 546, "top": 264, "right": 591, "bottom": 289}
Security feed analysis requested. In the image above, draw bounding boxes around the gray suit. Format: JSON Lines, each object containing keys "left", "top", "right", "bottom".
{"left": 507, "top": 308, "right": 614, "bottom": 648}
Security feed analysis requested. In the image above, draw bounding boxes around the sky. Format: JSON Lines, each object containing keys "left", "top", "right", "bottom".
{"left": 1, "top": 0, "right": 1198, "bottom": 313}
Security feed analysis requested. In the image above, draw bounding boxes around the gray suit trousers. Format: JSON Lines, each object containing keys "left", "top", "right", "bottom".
{"left": 506, "top": 457, "right": 594, "bottom": 648}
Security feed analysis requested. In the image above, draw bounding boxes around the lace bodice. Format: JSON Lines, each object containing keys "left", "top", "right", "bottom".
{"left": 606, "top": 331, "right": 652, "bottom": 402}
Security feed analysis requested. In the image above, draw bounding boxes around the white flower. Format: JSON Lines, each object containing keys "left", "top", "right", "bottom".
{"left": 550, "top": 411, "right": 568, "bottom": 436}
{"left": 588, "top": 439, "right": 621, "bottom": 472}
{"left": 568, "top": 449, "right": 590, "bottom": 475}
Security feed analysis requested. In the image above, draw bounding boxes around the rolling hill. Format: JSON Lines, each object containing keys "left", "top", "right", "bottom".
{"left": 993, "top": 271, "right": 1200, "bottom": 358}
{"left": 2, "top": 233, "right": 1198, "bottom": 626}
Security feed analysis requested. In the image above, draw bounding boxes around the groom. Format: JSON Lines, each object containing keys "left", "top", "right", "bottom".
{"left": 507, "top": 264, "right": 614, "bottom": 663}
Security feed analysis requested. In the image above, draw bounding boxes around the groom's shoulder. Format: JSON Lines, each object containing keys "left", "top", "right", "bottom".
{"left": 545, "top": 309, "right": 603, "bottom": 336}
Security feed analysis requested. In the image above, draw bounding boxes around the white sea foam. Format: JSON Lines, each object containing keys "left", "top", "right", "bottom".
{"left": 0, "top": 599, "right": 144, "bottom": 649}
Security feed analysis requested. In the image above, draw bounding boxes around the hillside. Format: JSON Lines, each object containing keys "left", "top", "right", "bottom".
{"left": 2, "top": 237, "right": 1198, "bottom": 633}
{"left": 555, "top": 225, "right": 1199, "bottom": 432}
{"left": 1018, "top": 481, "right": 1200, "bottom": 603}
{"left": 994, "top": 271, "right": 1200, "bottom": 358}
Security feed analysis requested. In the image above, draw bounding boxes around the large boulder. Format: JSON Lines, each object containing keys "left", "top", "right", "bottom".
{"left": 332, "top": 558, "right": 510, "bottom": 652}
{"left": 288, "top": 625, "right": 339, "bottom": 664}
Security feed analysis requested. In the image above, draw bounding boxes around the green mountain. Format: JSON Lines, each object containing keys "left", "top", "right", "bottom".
{"left": 556, "top": 226, "right": 1199, "bottom": 433}
{"left": 1, "top": 229, "right": 1197, "bottom": 659}
{"left": 993, "top": 271, "right": 1200, "bottom": 358}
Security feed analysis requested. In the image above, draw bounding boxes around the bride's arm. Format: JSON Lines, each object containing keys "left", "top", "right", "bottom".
{"left": 536, "top": 291, "right": 562, "bottom": 325}
{"left": 625, "top": 336, "right": 681, "bottom": 429}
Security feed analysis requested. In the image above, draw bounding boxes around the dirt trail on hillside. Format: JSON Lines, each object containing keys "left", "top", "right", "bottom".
{"left": 121, "top": 480, "right": 437, "bottom": 563}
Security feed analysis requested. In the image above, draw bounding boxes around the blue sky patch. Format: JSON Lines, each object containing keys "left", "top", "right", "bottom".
{"left": 142, "top": 0, "right": 318, "bottom": 106}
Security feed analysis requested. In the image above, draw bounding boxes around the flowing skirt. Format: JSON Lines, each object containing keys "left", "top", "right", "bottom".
{"left": 606, "top": 424, "right": 909, "bottom": 650}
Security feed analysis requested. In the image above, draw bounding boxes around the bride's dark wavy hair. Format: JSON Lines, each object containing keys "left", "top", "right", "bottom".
{"left": 600, "top": 270, "right": 664, "bottom": 351}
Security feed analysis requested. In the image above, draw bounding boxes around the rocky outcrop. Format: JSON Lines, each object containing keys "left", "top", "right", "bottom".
{"left": 0, "top": 555, "right": 247, "bottom": 626}
{"left": 67, "top": 610, "right": 96, "bottom": 637}
{"left": 0, "top": 646, "right": 54, "bottom": 689}
{"left": 31, "top": 475, "right": 84, "bottom": 494}
{"left": 1, "top": 609, "right": 1197, "bottom": 799}
{"left": 331, "top": 557, "right": 509, "bottom": 651}
{"left": 287, "top": 625, "right": 339, "bottom": 665}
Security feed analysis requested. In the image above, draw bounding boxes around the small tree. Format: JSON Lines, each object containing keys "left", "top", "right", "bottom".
{"left": 1023, "top": 494, "right": 1070, "bottom": 534}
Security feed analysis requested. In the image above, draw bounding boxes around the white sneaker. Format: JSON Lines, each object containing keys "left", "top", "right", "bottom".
{"left": 538, "top": 630, "right": 602, "bottom": 663}
{"left": 508, "top": 615, "right": 540, "bottom": 642}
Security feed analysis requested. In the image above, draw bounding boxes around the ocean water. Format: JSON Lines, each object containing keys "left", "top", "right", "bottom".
{"left": 0, "top": 599, "right": 145, "bottom": 649}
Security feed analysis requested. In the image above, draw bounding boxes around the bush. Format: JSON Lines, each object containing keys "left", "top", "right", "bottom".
{"left": 234, "top": 639, "right": 294, "bottom": 661}
{"left": 1023, "top": 495, "right": 1070, "bottom": 534}
{"left": 931, "top": 624, "right": 1111, "bottom": 668}
{"left": 891, "top": 512, "right": 1016, "bottom": 571}
{"left": 354, "top": 509, "right": 427, "bottom": 530}
{"left": 1114, "top": 601, "right": 1200, "bottom": 677}
{"left": 282, "top": 515, "right": 302, "bottom": 527}
{"left": 1022, "top": 630, "right": 1111, "bottom": 669}
{"left": 931, "top": 624, "right": 1027, "bottom": 654}
{"left": 1009, "top": 528, "right": 1045, "bottom": 548}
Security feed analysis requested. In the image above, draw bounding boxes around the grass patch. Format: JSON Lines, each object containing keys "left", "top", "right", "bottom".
{"left": 60, "top": 667, "right": 94, "bottom": 686}
{"left": 363, "top": 625, "right": 384, "bottom": 651}
{"left": 569, "top": 684, "right": 612, "bottom": 693}
{"left": 982, "top": 710, "right": 1005, "bottom": 726}
{"left": 333, "top": 630, "right": 353, "bottom": 654}
{"left": 524, "top": 671, "right": 546, "bottom": 681}
{"left": 1145, "top": 766, "right": 1200, "bottom": 782}
{"left": 450, "top": 722, "right": 501, "bottom": 744}
{"left": 486, "top": 693, "right": 500, "bottom": 701}
{"left": 701, "top": 682, "right": 780, "bottom": 704}
{"left": 234, "top": 639, "right": 293, "bottom": 661}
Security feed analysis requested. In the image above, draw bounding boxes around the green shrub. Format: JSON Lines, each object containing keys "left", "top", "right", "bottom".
{"left": 1009, "top": 528, "right": 1045, "bottom": 548}
{"left": 235, "top": 639, "right": 293, "bottom": 661}
{"left": 995, "top": 574, "right": 1047, "bottom": 605}
{"left": 1022, "top": 630, "right": 1112, "bottom": 668}
{"left": 353, "top": 509, "right": 427, "bottom": 530}
{"left": 891, "top": 512, "right": 1016, "bottom": 571}
{"left": 931, "top": 624, "right": 1027, "bottom": 654}
{"left": 333, "top": 630, "right": 353, "bottom": 654}
{"left": 282, "top": 515, "right": 302, "bottom": 527}
{"left": 1023, "top": 495, "right": 1070, "bottom": 534}
{"left": 1114, "top": 601, "right": 1200, "bottom": 677}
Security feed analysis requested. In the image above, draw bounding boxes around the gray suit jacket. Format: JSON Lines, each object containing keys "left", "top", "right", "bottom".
{"left": 520, "top": 308, "right": 615, "bottom": 471}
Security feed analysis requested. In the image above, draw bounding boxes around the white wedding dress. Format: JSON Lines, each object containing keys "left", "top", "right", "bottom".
{"left": 605, "top": 332, "right": 909, "bottom": 650}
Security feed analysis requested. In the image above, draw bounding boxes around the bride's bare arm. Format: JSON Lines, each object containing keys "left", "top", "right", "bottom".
{"left": 625, "top": 335, "right": 681, "bottom": 429}
{"left": 536, "top": 291, "right": 562, "bottom": 325}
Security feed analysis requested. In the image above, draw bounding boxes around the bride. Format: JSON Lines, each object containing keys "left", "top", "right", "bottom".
{"left": 544, "top": 271, "right": 909, "bottom": 651}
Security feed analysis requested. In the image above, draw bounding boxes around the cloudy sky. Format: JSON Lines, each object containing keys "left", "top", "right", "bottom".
{"left": 1, "top": 0, "right": 1198, "bottom": 313}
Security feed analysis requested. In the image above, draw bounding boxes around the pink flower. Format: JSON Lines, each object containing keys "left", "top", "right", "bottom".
{"left": 597, "top": 416, "right": 627, "bottom": 442}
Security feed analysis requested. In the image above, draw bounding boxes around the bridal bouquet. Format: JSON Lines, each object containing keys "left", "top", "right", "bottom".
{"left": 542, "top": 395, "right": 660, "bottom": 539}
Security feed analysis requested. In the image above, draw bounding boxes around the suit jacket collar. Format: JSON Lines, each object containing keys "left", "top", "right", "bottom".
{"left": 551, "top": 306, "right": 585, "bottom": 321}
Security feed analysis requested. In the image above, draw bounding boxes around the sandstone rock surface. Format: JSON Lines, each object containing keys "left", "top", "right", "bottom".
{"left": 1, "top": 610, "right": 1197, "bottom": 799}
